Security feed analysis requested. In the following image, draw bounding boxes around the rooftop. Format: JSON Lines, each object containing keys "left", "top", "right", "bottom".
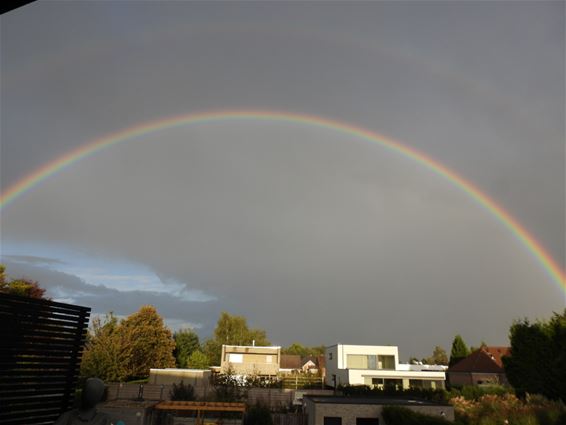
{"left": 304, "top": 396, "right": 449, "bottom": 406}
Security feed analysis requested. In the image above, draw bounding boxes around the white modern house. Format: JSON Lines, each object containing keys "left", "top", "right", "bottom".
{"left": 325, "top": 344, "right": 446, "bottom": 389}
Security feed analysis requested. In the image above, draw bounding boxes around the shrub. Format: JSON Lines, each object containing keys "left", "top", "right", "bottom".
{"left": 338, "top": 384, "right": 448, "bottom": 403}
{"left": 245, "top": 403, "right": 273, "bottom": 425}
{"left": 170, "top": 381, "right": 195, "bottom": 401}
{"left": 382, "top": 406, "right": 452, "bottom": 425}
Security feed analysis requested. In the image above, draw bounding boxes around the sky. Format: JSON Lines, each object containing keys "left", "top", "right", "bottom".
{"left": 1, "top": 1, "right": 564, "bottom": 359}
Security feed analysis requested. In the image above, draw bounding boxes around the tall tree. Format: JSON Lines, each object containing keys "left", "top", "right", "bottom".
{"left": 503, "top": 310, "right": 566, "bottom": 401}
{"left": 203, "top": 312, "right": 270, "bottom": 365}
{"left": 119, "top": 305, "right": 176, "bottom": 379}
{"left": 449, "top": 335, "right": 470, "bottom": 366}
{"left": 80, "top": 313, "right": 126, "bottom": 382}
{"left": 174, "top": 328, "right": 200, "bottom": 368}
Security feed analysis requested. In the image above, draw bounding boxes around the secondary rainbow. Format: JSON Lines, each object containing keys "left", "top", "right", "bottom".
{"left": 1, "top": 109, "right": 564, "bottom": 289}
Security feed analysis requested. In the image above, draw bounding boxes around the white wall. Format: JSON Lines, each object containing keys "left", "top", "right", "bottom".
{"left": 324, "top": 344, "right": 445, "bottom": 387}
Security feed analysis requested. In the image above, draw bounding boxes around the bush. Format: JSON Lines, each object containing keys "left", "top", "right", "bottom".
{"left": 381, "top": 406, "right": 452, "bottom": 425}
{"left": 245, "top": 403, "right": 273, "bottom": 425}
{"left": 339, "top": 384, "right": 448, "bottom": 403}
{"left": 170, "top": 381, "right": 195, "bottom": 401}
{"left": 448, "top": 385, "right": 513, "bottom": 401}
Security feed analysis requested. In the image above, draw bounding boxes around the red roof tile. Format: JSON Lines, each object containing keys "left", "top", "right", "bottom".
{"left": 448, "top": 347, "right": 510, "bottom": 374}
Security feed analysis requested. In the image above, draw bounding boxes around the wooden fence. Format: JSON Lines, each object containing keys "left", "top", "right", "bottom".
{"left": 0, "top": 293, "right": 91, "bottom": 425}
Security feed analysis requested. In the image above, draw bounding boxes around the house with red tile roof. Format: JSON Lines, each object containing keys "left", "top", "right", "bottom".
{"left": 447, "top": 346, "right": 510, "bottom": 387}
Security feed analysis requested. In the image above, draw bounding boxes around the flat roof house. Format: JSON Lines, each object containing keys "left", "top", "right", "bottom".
{"left": 221, "top": 345, "right": 281, "bottom": 376}
{"left": 304, "top": 395, "right": 454, "bottom": 425}
{"left": 325, "top": 344, "right": 446, "bottom": 390}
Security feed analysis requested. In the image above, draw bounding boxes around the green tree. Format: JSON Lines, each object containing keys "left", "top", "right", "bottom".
{"left": 282, "top": 343, "right": 326, "bottom": 357}
{"left": 80, "top": 313, "right": 126, "bottom": 382}
{"left": 188, "top": 350, "right": 210, "bottom": 369}
{"left": 119, "top": 305, "right": 176, "bottom": 379}
{"left": 203, "top": 312, "right": 271, "bottom": 365}
{"left": 449, "top": 335, "right": 470, "bottom": 366}
{"left": 282, "top": 343, "right": 308, "bottom": 356}
{"left": 213, "top": 312, "right": 270, "bottom": 346}
{"left": 174, "top": 328, "right": 200, "bottom": 368}
{"left": 0, "top": 265, "right": 48, "bottom": 299}
{"left": 503, "top": 310, "right": 566, "bottom": 401}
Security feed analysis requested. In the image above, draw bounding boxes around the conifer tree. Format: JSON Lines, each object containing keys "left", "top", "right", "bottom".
{"left": 449, "top": 335, "right": 470, "bottom": 366}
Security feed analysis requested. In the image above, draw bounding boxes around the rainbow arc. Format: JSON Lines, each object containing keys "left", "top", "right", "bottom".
{"left": 1, "top": 109, "right": 564, "bottom": 289}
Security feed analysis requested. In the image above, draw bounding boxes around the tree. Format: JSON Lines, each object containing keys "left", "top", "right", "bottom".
{"left": 80, "top": 313, "right": 126, "bottom": 382}
{"left": 213, "top": 312, "right": 270, "bottom": 346}
{"left": 423, "top": 346, "right": 448, "bottom": 365}
{"left": 174, "top": 328, "right": 200, "bottom": 368}
{"left": 203, "top": 312, "right": 271, "bottom": 365}
{"left": 0, "top": 265, "right": 48, "bottom": 299}
{"left": 119, "top": 305, "right": 176, "bottom": 379}
{"left": 449, "top": 335, "right": 470, "bottom": 366}
{"left": 188, "top": 350, "right": 210, "bottom": 369}
{"left": 503, "top": 310, "right": 566, "bottom": 401}
{"left": 282, "top": 343, "right": 308, "bottom": 356}
{"left": 282, "top": 343, "right": 325, "bottom": 357}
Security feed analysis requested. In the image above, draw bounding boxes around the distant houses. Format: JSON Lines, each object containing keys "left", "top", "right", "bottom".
{"left": 447, "top": 346, "right": 510, "bottom": 387}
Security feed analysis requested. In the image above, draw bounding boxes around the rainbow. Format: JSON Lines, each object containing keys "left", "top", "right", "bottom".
{"left": 1, "top": 109, "right": 564, "bottom": 289}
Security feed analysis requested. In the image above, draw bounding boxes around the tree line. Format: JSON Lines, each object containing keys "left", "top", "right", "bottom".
{"left": 1, "top": 264, "right": 564, "bottom": 401}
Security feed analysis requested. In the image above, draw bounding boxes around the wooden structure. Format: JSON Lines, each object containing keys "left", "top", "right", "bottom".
{"left": 154, "top": 401, "right": 246, "bottom": 425}
{"left": 0, "top": 293, "right": 90, "bottom": 425}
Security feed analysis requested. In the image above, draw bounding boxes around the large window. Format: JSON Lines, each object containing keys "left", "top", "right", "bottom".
{"left": 347, "top": 354, "right": 395, "bottom": 370}
{"left": 347, "top": 354, "right": 370, "bottom": 369}
{"left": 378, "top": 355, "right": 395, "bottom": 370}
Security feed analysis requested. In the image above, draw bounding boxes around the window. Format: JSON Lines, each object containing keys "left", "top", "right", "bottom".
{"left": 378, "top": 355, "right": 395, "bottom": 370}
{"left": 329, "top": 352, "right": 333, "bottom": 360}
{"left": 347, "top": 354, "right": 381, "bottom": 369}
{"left": 347, "top": 354, "right": 368, "bottom": 369}
{"left": 356, "top": 418, "right": 379, "bottom": 425}
{"left": 324, "top": 417, "right": 341, "bottom": 425}
{"left": 384, "top": 379, "right": 403, "bottom": 390}
{"left": 266, "top": 355, "right": 272, "bottom": 363}
{"left": 371, "top": 378, "right": 384, "bottom": 386}
{"left": 228, "top": 353, "right": 243, "bottom": 363}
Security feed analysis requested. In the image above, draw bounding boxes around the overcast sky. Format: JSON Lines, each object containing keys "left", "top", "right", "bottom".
{"left": 1, "top": 1, "right": 564, "bottom": 359}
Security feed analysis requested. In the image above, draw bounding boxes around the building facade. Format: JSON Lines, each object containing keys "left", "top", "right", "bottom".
{"left": 325, "top": 344, "right": 446, "bottom": 389}
{"left": 304, "top": 396, "right": 454, "bottom": 424}
{"left": 221, "top": 345, "right": 281, "bottom": 376}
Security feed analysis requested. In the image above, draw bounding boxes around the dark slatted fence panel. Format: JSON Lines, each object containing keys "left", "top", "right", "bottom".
{"left": 0, "top": 293, "right": 90, "bottom": 425}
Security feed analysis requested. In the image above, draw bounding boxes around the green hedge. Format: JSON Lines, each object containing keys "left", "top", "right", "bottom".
{"left": 382, "top": 406, "right": 454, "bottom": 425}
{"left": 338, "top": 385, "right": 448, "bottom": 403}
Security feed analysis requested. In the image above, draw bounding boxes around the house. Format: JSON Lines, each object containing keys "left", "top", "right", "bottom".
{"left": 304, "top": 395, "right": 454, "bottom": 424}
{"left": 447, "top": 346, "right": 510, "bottom": 387}
{"left": 325, "top": 344, "right": 446, "bottom": 389}
{"left": 221, "top": 344, "right": 281, "bottom": 376}
{"left": 280, "top": 354, "right": 303, "bottom": 373}
{"left": 280, "top": 355, "right": 326, "bottom": 376}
